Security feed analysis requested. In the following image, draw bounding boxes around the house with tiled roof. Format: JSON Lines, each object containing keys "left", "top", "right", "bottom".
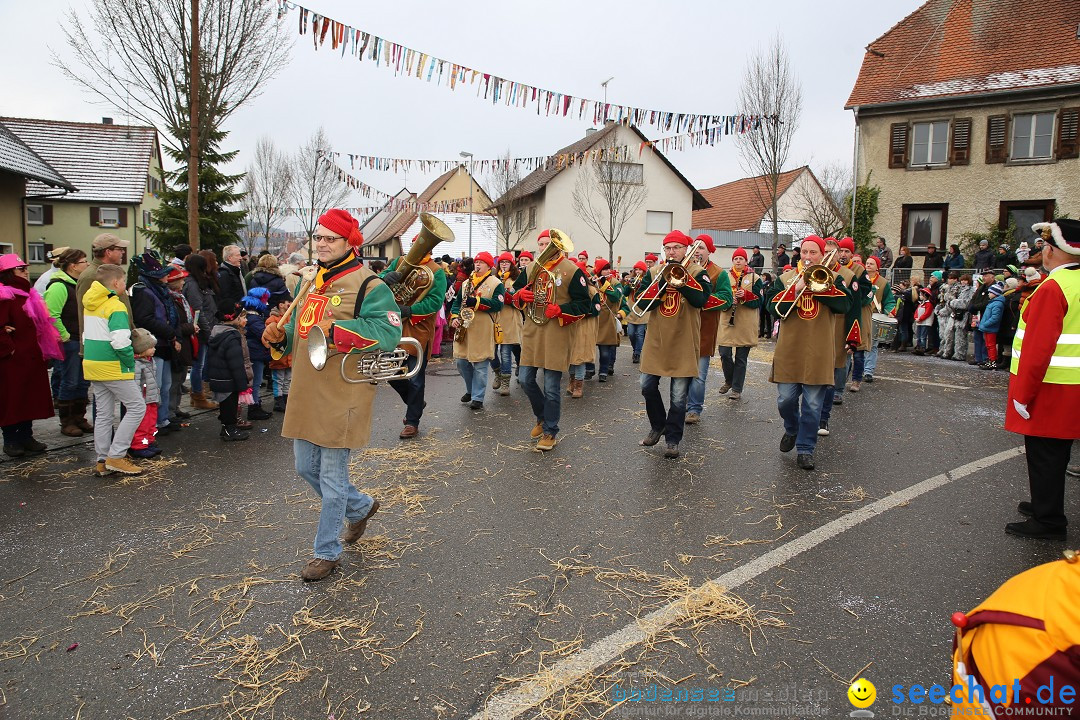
{"left": 1, "top": 117, "right": 164, "bottom": 271}
{"left": 358, "top": 165, "right": 491, "bottom": 260}
{"left": 846, "top": 0, "right": 1080, "bottom": 270}
{"left": 0, "top": 120, "right": 75, "bottom": 260}
{"left": 490, "top": 122, "right": 708, "bottom": 266}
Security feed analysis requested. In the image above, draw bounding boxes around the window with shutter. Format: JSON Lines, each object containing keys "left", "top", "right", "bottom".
{"left": 950, "top": 118, "right": 972, "bottom": 165}
{"left": 118, "top": 208, "right": 128, "bottom": 227}
{"left": 986, "top": 115, "right": 1009, "bottom": 163}
{"left": 42, "top": 205, "right": 53, "bottom": 225}
{"left": 889, "top": 123, "right": 909, "bottom": 168}
{"left": 90, "top": 207, "right": 100, "bottom": 226}
{"left": 1056, "top": 107, "right": 1080, "bottom": 159}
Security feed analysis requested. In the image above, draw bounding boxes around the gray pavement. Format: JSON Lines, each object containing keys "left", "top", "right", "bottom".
{"left": 0, "top": 341, "right": 1074, "bottom": 720}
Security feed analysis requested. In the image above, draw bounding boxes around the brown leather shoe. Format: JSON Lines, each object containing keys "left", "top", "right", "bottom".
{"left": 400, "top": 424, "right": 418, "bottom": 439}
{"left": 685, "top": 412, "right": 700, "bottom": 424}
{"left": 571, "top": 379, "right": 583, "bottom": 399}
{"left": 536, "top": 433, "right": 557, "bottom": 451}
{"left": 342, "top": 499, "right": 380, "bottom": 544}
{"left": 301, "top": 558, "right": 340, "bottom": 581}
{"left": 530, "top": 420, "right": 544, "bottom": 439}
{"left": 235, "top": 419, "right": 253, "bottom": 430}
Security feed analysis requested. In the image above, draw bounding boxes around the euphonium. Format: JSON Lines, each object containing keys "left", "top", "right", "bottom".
{"left": 524, "top": 228, "right": 574, "bottom": 325}
{"left": 307, "top": 325, "right": 424, "bottom": 384}
{"left": 389, "top": 213, "right": 454, "bottom": 306}
{"left": 777, "top": 249, "right": 839, "bottom": 320}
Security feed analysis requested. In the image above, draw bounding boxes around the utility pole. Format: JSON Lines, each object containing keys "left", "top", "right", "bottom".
{"left": 187, "top": 0, "right": 200, "bottom": 249}
{"left": 600, "top": 77, "right": 614, "bottom": 122}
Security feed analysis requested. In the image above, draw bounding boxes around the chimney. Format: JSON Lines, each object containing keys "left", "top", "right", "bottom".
{"left": 585, "top": 128, "right": 597, "bottom": 137}
{"left": 102, "top": 117, "right": 114, "bottom": 125}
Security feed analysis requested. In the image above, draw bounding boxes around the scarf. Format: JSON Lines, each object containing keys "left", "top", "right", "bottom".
{"left": 0, "top": 277, "right": 63, "bottom": 361}
{"left": 138, "top": 274, "right": 179, "bottom": 328}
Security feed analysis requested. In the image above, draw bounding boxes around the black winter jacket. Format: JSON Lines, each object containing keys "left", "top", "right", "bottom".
{"left": 249, "top": 269, "right": 292, "bottom": 308}
{"left": 217, "top": 262, "right": 246, "bottom": 313}
{"left": 206, "top": 324, "right": 250, "bottom": 394}
{"left": 131, "top": 282, "right": 177, "bottom": 360}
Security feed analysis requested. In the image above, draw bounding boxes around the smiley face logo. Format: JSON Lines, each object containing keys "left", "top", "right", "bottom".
{"left": 847, "top": 678, "right": 876, "bottom": 709}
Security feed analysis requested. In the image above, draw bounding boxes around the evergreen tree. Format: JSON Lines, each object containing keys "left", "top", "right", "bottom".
{"left": 148, "top": 126, "right": 247, "bottom": 256}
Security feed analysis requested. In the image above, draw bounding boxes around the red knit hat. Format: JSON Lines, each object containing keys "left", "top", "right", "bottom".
{"left": 317, "top": 208, "right": 364, "bottom": 247}
{"left": 594, "top": 258, "right": 610, "bottom": 273}
{"left": 574, "top": 260, "right": 588, "bottom": 272}
{"left": 498, "top": 251, "right": 514, "bottom": 263}
{"left": 801, "top": 235, "right": 826, "bottom": 253}
{"left": 474, "top": 251, "right": 495, "bottom": 268}
{"left": 645, "top": 253, "right": 659, "bottom": 262}
{"left": 864, "top": 255, "right": 881, "bottom": 268}
{"left": 633, "top": 261, "right": 648, "bottom": 272}
{"left": 696, "top": 234, "right": 715, "bottom": 253}
{"left": 663, "top": 230, "right": 689, "bottom": 247}
{"left": 838, "top": 236, "right": 855, "bottom": 252}
{"left": 537, "top": 229, "right": 550, "bottom": 240}
{"left": 519, "top": 251, "right": 533, "bottom": 260}
{"left": 731, "top": 247, "right": 748, "bottom": 261}
{"left": 783, "top": 264, "right": 793, "bottom": 272}
{"left": 578, "top": 250, "right": 589, "bottom": 259}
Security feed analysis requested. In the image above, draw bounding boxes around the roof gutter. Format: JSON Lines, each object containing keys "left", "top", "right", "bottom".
{"left": 845, "top": 81, "right": 1080, "bottom": 114}
{"left": 850, "top": 106, "right": 859, "bottom": 237}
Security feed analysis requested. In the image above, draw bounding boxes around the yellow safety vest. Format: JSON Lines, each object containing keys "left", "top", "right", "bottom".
{"left": 1011, "top": 268, "right": 1080, "bottom": 383}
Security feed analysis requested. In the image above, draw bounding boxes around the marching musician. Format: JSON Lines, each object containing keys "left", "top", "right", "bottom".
{"left": 818, "top": 237, "right": 860, "bottom": 437}
{"left": 769, "top": 235, "right": 850, "bottom": 470}
{"left": 623, "top": 261, "right": 650, "bottom": 364}
{"left": 381, "top": 235, "right": 448, "bottom": 440}
{"left": 518, "top": 251, "right": 533, "bottom": 274}
{"left": 511, "top": 230, "right": 591, "bottom": 451}
{"left": 715, "top": 247, "right": 763, "bottom": 403}
{"left": 492, "top": 252, "right": 522, "bottom": 396}
{"left": 859, "top": 255, "right": 896, "bottom": 383}
{"left": 593, "top": 258, "right": 624, "bottom": 382}
{"left": 644, "top": 253, "right": 659, "bottom": 272}
{"left": 837, "top": 237, "right": 875, "bottom": 393}
{"left": 567, "top": 260, "right": 600, "bottom": 398}
{"left": 577, "top": 250, "right": 590, "bottom": 266}
{"left": 633, "top": 231, "right": 712, "bottom": 458}
{"left": 1004, "top": 219, "right": 1080, "bottom": 541}
{"left": 261, "top": 209, "right": 402, "bottom": 582}
{"left": 450, "top": 252, "right": 505, "bottom": 410}
{"left": 685, "top": 235, "right": 733, "bottom": 423}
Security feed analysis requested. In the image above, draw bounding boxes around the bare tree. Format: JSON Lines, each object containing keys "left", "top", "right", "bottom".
{"left": 483, "top": 151, "right": 532, "bottom": 252}
{"left": 58, "top": 0, "right": 290, "bottom": 152}
{"left": 291, "top": 128, "right": 352, "bottom": 262}
{"left": 793, "top": 162, "right": 849, "bottom": 238}
{"left": 243, "top": 136, "right": 292, "bottom": 256}
{"left": 571, "top": 139, "right": 648, "bottom": 264}
{"left": 735, "top": 34, "right": 803, "bottom": 250}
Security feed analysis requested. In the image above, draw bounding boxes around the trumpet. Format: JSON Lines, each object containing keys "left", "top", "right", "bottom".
{"left": 307, "top": 325, "right": 423, "bottom": 384}
{"left": 524, "top": 228, "right": 573, "bottom": 325}
{"left": 777, "top": 250, "right": 839, "bottom": 320}
{"left": 630, "top": 239, "right": 706, "bottom": 317}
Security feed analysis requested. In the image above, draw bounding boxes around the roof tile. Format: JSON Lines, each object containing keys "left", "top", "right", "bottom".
{"left": 0, "top": 121, "right": 74, "bottom": 191}
{"left": 692, "top": 167, "right": 806, "bottom": 231}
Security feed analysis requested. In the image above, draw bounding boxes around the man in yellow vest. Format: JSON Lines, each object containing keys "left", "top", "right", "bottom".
{"left": 1004, "top": 218, "right": 1080, "bottom": 540}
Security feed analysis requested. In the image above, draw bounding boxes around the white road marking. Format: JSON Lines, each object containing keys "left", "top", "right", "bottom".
{"left": 470, "top": 446, "right": 1025, "bottom": 720}
{"left": 747, "top": 359, "right": 971, "bottom": 390}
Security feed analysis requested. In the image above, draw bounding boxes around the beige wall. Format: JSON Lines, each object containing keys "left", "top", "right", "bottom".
{"left": 437, "top": 166, "right": 492, "bottom": 211}
{"left": 528, "top": 125, "right": 694, "bottom": 273}
{"left": 0, "top": 172, "right": 25, "bottom": 257}
{"left": 856, "top": 98, "right": 1078, "bottom": 267}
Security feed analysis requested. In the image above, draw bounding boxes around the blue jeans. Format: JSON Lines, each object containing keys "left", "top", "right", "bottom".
{"left": 153, "top": 356, "right": 172, "bottom": 427}
{"left": 570, "top": 363, "right": 585, "bottom": 381}
{"left": 56, "top": 339, "right": 90, "bottom": 401}
{"left": 973, "top": 331, "right": 987, "bottom": 363}
{"left": 627, "top": 323, "right": 646, "bottom": 358}
{"left": 251, "top": 360, "right": 266, "bottom": 405}
{"left": 719, "top": 345, "right": 751, "bottom": 394}
{"left": 777, "top": 383, "right": 827, "bottom": 454}
{"left": 687, "top": 355, "right": 711, "bottom": 416}
{"left": 640, "top": 373, "right": 690, "bottom": 445}
{"left": 520, "top": 365, "right": 562, "bottom": 437}
{"left": 190, "top": 343, "right": 208, "bottom": 393}
{"left": 864, "top": 343, "right": 880, "bottom": 377}
{"left": 851, "top": 350, "right": 865, "bottom": 382}
{"left": 597, "top": 345, "right": 616, "bottom": 376}
{"left": 821, "top": 365, "right": 847, "bottom": 424}
{"left": 389, "top": 352, "right": 428, "bottom": 426}
{"left": 294, "top": 439, "right": 374, "bottom": 562}
{"left": 916, "top": 325, "right": 930, "bottom": 350}
{"left": 498, "top": 344, "right": 518, "bottom": 375}
{"left": 455, "top": 359, "right": 489, "bottom": 402}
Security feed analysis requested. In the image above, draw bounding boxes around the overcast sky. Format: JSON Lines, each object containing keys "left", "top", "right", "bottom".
{"left": 3, "top": 0, "right": 923, "bottom": 228}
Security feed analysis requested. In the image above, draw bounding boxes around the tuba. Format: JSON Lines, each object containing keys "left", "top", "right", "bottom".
{"left": 307, "top": 325, "right": 424, "bottom": 384}
{"left": 389, "top": 213, "right": 454, "bottom": 306}
{"left": 524, "top": 228, "right": 573, "bottom": 325}
{"left": 777, "top": 250, "right": 839, "bottom": 320}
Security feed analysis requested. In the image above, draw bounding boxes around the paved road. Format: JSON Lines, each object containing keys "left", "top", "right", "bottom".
{"left": 0, "top": 342, "right": 1073, "bottom": 720}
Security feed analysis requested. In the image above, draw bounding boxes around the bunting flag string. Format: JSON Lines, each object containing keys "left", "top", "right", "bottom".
{"left": 322, "top": 157, "right": 479, "bottom": 214}
{"left": 277, "top": 1, "right": 769, "bottom": 135}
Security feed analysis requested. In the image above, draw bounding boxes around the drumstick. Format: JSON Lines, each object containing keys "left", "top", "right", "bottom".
{"left": 276, "top": 266, "right": 318, "bottom": 327}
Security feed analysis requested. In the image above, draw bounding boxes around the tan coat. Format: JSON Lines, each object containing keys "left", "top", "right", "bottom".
{"left": 718, "top": 269, "right": 760, "bottom": 348}
{"left": 454, "top": 274, "right": 501, "bottom": 363}
{"left": 640, "top": 264, "right": 705, "bottom": 378}
{"left": 832, "top": 266, "right": 856, "bottom": 368}
{"left": 571, "top": 284, "right": 601, "bottom": 364}
{"left": 699, "top": 262, "right": 725, "bottom": 356}
{"left": 770, "top": 268, "right": 849, "bottom": 386}
{"left": 495, "top": 271, "right": 523, "bottom": 346}
{"left": 595, "top": 282, "right": 622, "bottom": 347}
{"left": 520, "top": 257, "right": 586, "bottom": 373}
{"left": 858, "top": 274, "right": 888, "bottom": 352}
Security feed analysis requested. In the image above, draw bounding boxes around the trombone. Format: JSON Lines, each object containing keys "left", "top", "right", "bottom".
{"left": 776, "top": 249, "right": 839, "bottom": 320}
{"left": 629, "top": 239, "right": 706, "bottom": 317}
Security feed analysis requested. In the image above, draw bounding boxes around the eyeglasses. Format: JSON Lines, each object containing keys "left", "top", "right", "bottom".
{"left": 312, "top": 234, "right": 344, "bottom": 244}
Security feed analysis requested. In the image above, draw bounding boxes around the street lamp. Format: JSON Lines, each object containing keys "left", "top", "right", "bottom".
{"left": 460, "top": 151, "right": 474, "bottom": 256}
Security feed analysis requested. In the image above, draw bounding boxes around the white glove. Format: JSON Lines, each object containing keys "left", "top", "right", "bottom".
{"left": 1012, "top": 400, "right": 1030, "bottom": 420}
